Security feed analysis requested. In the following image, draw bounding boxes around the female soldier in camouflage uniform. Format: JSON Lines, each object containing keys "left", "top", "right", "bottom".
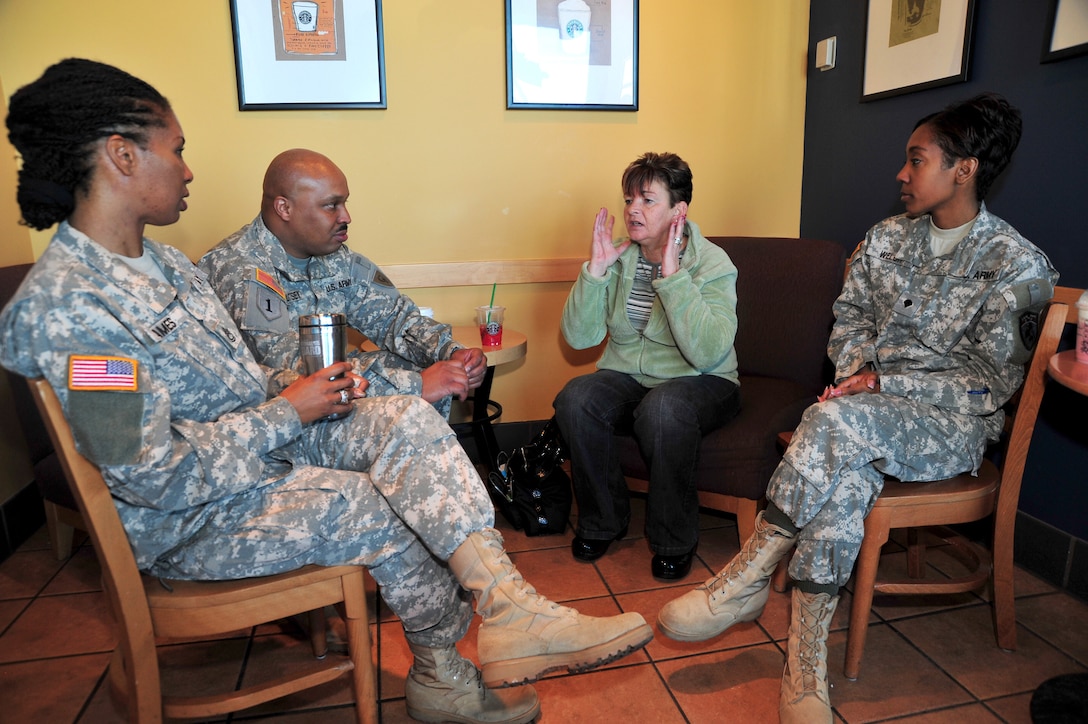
{"left": 1, "top": 58, "right": 652, "bottom": 724}
{"left": 657, "top": 93, "right": 1058, "bottom": 723}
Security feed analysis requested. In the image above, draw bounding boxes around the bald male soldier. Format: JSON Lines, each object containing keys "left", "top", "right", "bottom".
{"left": 200, "top": 148, "right": 486, "bottom": 419}
{"left": 197, "top": 151, "right": 661, "bottom": 723}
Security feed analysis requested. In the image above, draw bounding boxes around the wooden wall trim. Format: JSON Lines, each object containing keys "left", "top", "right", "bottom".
{"left": 381, "top": 258, "right": 583, "bottom": 288}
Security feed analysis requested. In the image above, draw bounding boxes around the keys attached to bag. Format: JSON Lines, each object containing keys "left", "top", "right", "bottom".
{"left": 484, "top": 418, "right": 572, "bottom": 536}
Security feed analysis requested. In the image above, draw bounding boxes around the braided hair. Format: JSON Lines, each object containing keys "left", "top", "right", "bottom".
{"left": 913, "top": 92, "right": 1023, "bottom": 203}
{"left": 6, "top": 58, "right": 172, "bottom": 230}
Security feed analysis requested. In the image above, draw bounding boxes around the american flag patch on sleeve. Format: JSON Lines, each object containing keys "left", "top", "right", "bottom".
{"left": 68, "top": 355, "right": 139, "bottom": 391}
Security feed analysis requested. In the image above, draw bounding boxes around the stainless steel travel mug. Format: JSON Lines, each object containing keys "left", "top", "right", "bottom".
{"left": 299, "top": 313, "right": 349, "bottom": 420}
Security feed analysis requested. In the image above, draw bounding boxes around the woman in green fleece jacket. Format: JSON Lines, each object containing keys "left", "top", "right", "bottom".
{"left": 553, "top": 152, "right": 741, "bottom": 580}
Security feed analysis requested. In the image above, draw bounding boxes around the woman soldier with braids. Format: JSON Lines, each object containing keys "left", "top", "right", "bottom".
{"left": 1, "top": 58, "right": 652, "bottom": 724}
{"left": 658, "top": 93, "right": 1058, "bottom": 723}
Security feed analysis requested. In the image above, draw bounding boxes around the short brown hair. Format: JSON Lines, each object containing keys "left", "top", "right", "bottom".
{"left": 621, "top": 152, "right": 692, "bottom": 206}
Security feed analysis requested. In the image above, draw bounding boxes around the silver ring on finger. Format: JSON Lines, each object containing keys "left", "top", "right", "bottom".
{"left": 339, "top": 389, "right": 350, "bottom": 405}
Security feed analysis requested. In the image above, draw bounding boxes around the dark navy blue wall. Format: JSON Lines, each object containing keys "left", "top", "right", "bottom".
{"left": 800, "top": 1, "right": 1088, "bottom": 540}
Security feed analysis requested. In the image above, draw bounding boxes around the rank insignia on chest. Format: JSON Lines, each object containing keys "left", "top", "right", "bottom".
{"left": 893, "top": 294, "right": 918, "bottom": 318}
{"left": 69, "top": 355, "right": 138, "bottom": 391}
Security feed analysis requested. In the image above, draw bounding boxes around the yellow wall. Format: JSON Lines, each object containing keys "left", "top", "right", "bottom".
{"left": 0, "top": 72, "right": 35, "bottom": 503}
{"left": 0, "top": 1, "right": 808, "bottom": 437}
{"left": 0, "top": 76, "right": 28, "bottom": 268}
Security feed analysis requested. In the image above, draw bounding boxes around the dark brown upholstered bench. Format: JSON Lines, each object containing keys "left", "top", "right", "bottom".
{"left": 617, "top": 236, "right": 846, "bottom": 543}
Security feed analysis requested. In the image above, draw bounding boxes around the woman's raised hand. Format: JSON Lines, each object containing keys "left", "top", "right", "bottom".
{"left": 661, "top": 213, "right": 687, "bottom": 278}
{"left": 587, "top": 207, "right": 629, "bottom": 277}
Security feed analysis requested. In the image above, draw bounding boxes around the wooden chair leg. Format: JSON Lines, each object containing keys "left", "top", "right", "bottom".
{"left": 343, "top": 576, "right": 378, "bottom": 724}
{"left": 844, "top": 512, "right": 891, "bottom": 680}
{"left": 906, "top": 527, "right": 925, "bottom": 579}
{"left": 992, "top": 521, "right": 1017, "bottom": 651}
{"left": 43, "top": 500, "right": 76, "bottom": 561}
{"left": 735, "top": 497, "right": 759, "bottom": 545}
{"left": 308, "top": 608, "right": 329, "bottom": 659}
{"left": 110, "top": 638, "right": 165, "bottom": 722}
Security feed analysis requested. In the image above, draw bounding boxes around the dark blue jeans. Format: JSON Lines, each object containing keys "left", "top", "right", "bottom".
{"left": 553, "top": 369, "right": 741, "bottom": 555}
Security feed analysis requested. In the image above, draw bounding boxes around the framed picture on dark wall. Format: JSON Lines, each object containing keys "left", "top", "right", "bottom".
{"left": 861, "top": 0, "right": 976, "bottom": 102}
{"left": 1042, "top": 0, "right": 1088, "bottom": 62}
{"left": 229, "top": 0, "right": 386, "bottom": 110}
{"left": 505, "top": 0, "right": 638, "bottom": 110}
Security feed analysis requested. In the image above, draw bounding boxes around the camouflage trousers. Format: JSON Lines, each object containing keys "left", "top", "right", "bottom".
{"left": 768, "top": 394, "right": 988, "bottom": 587}
{"left": 152, "top": 394, "right": 492, "bottom": 646}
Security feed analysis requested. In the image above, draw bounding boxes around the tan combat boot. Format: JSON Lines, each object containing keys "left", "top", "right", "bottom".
{"left": 779, "top": 588, "right": 838, "bottom": 724}
{"left": 658, "top": 511, "right": 795, "bottom": 641}
{"left": 449, "top": 528, "right": 654, "bottom": 688}
{"left": 405, "top": 643, "right": 540, "bottom": 724}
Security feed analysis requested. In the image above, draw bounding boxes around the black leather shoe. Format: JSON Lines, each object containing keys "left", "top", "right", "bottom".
{"left": 652, "top": 547, "right": 696, "bottom": 580}
{"left": 571, "top": 526, "right": 628, "bottom": 562}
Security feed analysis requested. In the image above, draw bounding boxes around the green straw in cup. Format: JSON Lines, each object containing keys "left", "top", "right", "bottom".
{"left": 487, "top": 283, "right": 496, "bottom": 323}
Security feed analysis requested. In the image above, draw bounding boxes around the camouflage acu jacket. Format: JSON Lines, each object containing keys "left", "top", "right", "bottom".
{"left": 0, "top": 222, "right": 303, "bottom": 569}
{"left": 199, "top": 215, "right": 463, "bottom": 397}
{"left": 830, "top": 204, "right": 1058, "bottom": 432}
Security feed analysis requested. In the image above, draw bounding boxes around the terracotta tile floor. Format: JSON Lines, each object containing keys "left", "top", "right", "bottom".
{"left": 2, "top": 496, "right": 1086, "bottom": 723}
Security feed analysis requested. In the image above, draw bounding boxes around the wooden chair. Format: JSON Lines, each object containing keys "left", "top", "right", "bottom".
{"left": 28, "top": 377, "right": 379, "bottom": 723}
{"left": 777, "top": 298, "right": 1069, "bottom": 680}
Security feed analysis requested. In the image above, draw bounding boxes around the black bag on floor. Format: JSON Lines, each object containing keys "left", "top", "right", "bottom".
{"left": 487, "top": 419, "right": 572, "bottom": 536}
